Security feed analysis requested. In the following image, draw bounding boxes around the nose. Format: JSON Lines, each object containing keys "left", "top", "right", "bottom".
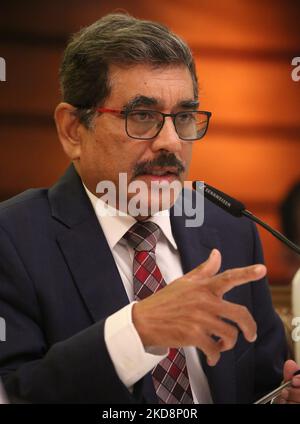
{"left": 150, "top": 116, "right": 182, "bottom": 154}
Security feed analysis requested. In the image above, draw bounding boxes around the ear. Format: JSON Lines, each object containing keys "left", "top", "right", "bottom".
{"left": 54, "top": 102, "right": 83, "bottom": 160}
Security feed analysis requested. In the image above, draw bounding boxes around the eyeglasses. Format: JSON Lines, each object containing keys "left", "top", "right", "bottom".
{"left": 97, "top": 108, "right": 212, "bottom": 141}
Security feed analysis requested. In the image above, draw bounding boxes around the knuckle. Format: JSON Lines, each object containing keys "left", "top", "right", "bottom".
{"left": 222, "top": 270, "right": 233, "bottom": 282}
{"left": 197, "top": 290, "right": 216, "bottom": 308}
{"left": 190, "top": 323, "right": 201, "bottom": 339}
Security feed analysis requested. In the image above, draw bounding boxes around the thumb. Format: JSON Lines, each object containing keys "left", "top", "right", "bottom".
{"left": 283, "top": 359, "right": 300, "bottom": 382}
{"left": 188, "top": 249, "right": 222, "bottom": 280}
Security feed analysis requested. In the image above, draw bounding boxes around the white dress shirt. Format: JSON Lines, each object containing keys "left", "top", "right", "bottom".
{"left": 84, "top": 185, "right": 212, "bottom": 404}
{"left": 0, "top": 379, "right": 8, "bottom": 404}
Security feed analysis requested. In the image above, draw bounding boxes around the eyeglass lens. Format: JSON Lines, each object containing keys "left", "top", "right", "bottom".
{"left": 126, "top": 111, "right": 209, "bottom": 141}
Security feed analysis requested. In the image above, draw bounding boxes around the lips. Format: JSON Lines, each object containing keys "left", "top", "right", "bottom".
{"left": 140, "top": 167, "right": 179, "bottom": 176}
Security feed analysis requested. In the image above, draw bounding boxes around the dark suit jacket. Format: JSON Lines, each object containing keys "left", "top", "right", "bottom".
{"left": 0, "top": 165, "right": 287, "bottom": 403}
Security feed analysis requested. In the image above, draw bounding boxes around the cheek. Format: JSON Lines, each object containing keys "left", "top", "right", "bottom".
{"left": 78, "top": 129, "right": 119, "bottom": 182}
{"left": 82, "top": 118, "right": 153, "bottom": 182}
{"left": 91, "top": 123, "right": 126, "bottom": 166}
{"left": 92, "top": 132, "right": 146, "bottom": 178}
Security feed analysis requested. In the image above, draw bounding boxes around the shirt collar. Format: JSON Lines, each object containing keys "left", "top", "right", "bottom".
{"left": 83, "top": 183, "right": 178, "bottom": 251}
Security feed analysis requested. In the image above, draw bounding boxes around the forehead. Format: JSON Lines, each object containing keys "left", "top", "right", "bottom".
{"left": 106, "top": 64, "right": 195, "bottom": 108}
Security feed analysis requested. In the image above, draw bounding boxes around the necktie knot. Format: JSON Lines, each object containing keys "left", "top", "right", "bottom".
{"left": 124, "top": 221, "right": 161, "bottom": 252}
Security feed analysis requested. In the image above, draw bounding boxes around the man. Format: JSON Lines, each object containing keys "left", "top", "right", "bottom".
{"left": 0, "top": 13, "right": 298, "bottom": 404}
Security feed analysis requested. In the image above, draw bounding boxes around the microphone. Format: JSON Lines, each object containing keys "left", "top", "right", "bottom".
{"left": 192, "top": 181, "right": 300, "bottom": 255}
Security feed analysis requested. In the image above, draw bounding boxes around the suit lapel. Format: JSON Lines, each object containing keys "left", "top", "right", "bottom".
{"left": 49, "top": 165, "right": 129, "bottom": 323}
{"left": 170, "top": 199, "right": 237, "bottom": 404}
{"left": 56, "top": 220, "right": 129, "bottom": 322}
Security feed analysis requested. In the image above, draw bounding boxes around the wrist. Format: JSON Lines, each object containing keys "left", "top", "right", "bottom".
{"left": 132, "top": 301, "right": 155, "bottom": 347}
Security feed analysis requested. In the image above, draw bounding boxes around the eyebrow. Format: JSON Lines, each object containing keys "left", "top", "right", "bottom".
{"left": 123, "top": 95, "right": 158, "bottom": 112}
{"left": 123, "top": 95, "right": 199, "bottom": 112}
{"left": 178, "top": 99, "right": 199, "bottom": 109}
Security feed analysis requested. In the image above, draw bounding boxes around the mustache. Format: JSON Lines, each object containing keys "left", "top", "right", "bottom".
{"left": 133, "top": 153, "right": 185, "bottom": 178}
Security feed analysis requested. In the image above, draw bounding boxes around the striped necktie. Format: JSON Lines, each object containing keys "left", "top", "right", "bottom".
{"left": 124, "top": 221, "right": 193, "bottom": 404}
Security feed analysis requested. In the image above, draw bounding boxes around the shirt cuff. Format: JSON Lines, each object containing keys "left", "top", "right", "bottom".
{"left": 104, "top": 301, "right": 168, "bottom": 388}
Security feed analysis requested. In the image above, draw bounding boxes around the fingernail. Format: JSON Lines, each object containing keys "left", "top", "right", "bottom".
{"left": 210, "top": 249, "right": 216, "bottom": 258}
{"left": 254, "top": 265, "right": 266, "bottom": 275}
{"left": 249, "top": 333, "right": 257, "bottom": 342}
{"left": 281, "top": 389, "right": 289, "bottom": 400}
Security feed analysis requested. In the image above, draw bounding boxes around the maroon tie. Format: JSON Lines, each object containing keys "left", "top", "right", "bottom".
{"left": 124, "top": 221, "right": 194, "bottom": 404}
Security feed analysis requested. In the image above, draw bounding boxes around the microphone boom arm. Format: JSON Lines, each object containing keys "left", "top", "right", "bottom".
{"left": 242, "top": 209, "right": 300, "bottom": 255}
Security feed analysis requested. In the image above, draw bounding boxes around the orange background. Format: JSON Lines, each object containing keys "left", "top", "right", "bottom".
{"left": 0, "top": 0, "right": 300, "bottom": 285}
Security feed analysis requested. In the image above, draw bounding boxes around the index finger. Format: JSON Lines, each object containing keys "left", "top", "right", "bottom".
{"left": 209, "top": 264, "right": 267, "bottom": 297}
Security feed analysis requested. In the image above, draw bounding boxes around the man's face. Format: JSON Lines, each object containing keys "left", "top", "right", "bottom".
{"left": 76, "top": 64, "right": 196, "bottom": 215}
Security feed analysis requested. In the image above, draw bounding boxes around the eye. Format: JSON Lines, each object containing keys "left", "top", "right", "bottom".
{"left": 177, "top": 112, "right": 195, "bottom": 124}
{"left": 129, "top": 111, "right": 156, "bottom": 122}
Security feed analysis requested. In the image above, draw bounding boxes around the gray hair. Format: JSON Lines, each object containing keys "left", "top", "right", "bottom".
{"left": 59, "top": 13, "right": 198, "bottom": 127}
